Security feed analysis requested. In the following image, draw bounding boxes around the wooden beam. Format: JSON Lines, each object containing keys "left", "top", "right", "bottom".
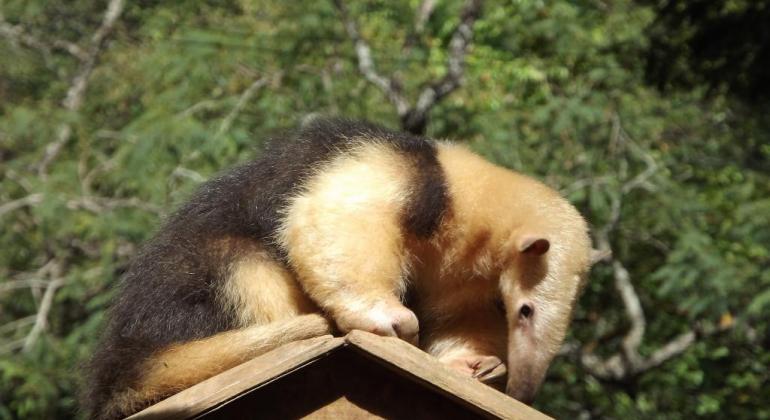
{"left": 345, "top": 330, "right": 552, "bottom": 420}
{"left": 130, "top": 331, "right": 553, "bottom": 420}
{"left": 128, "top": 335, "right": 344, "bottom": 420}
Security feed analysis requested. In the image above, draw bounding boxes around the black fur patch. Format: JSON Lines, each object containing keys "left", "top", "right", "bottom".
{"left": 81, "top": 118, "right": 448, "bottom": 419}
{"left": 401, "top": 151, "right": 448, "bottom": 238}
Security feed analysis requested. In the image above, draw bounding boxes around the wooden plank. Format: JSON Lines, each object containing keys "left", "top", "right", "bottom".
{"left": 302, "top": 396, "right": 384, "bottom": 420}
{"left": 202, "top": 344, "right": 488, "bottom": 420}
{"left": 128, "top": 335, "right": 345, "bottom": 420}
{"left": 344, "top": 330, "right": 553, "bottom": 420}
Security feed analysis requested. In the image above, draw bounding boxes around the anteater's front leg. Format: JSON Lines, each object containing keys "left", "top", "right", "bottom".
{"left": 278, "top": 145, "right": 419, "bottom": 344}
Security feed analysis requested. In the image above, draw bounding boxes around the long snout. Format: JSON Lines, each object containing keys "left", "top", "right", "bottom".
{"left": 504, "top": 355, "right": 549, "bottom": 405}
{"left": 505, "top": 376, "right": 540, "bottom": 405}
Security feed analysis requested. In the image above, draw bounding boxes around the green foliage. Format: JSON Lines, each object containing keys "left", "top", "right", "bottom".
{"left": 1, "top": 0, "right": 768, "bottom": 418}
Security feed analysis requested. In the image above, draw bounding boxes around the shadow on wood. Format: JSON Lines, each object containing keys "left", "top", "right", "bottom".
{"left": 128, "top": 331, "right": 552, "bottom": 420}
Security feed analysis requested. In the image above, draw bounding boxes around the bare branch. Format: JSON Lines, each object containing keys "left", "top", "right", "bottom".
{"left": 172, "top": 166, "right": 207, "bottom": 184}
{"left": 635, "top": 330, "right": 697, "bottom": 372}
{"left": 594, "top": 115, "right": 660, "bottom": 242}
{"left": 413, "top": 0, "right": 482, "bottom": 115}
{"left": 621, "top": 139, "right": 658, "bottom": 194}
{"left": 404, "top": 0, "right": 439, "bottom": 50}
{"left": 0, "top": 259, "right": 66, "bottom": 353}
{"left": 4, "top": 169, "right": 35, "bottom": 193}
{"left": 81, "top": 155, "right": 120, "bottom": 195}
{"left": 335, "top": 0, "right": 482, "bottom": 134}
{"left": 560, "top": 176, "right": 611, "bottom": 197}
{"left": 37, "top": 0, "right": 126, "bottom": 177}
{"left": 3, "top": 258, "right": 58, "bottom": 286}
{"left": 0, "top": 15, "right": 87, "bottom": 60}
{"left": 0, "top": 279, "right": 51, "bottom": 294}
{"left": 332, "top": 0, "right": 410, "bottom": 116}
{"left": 215, "top": 77, "right": 270, "bottom": 139}
{"left": 579, "top": 350, "right": 625, "bottom": 380}
{"left": 415, "top": 0, "right": 438, "bottom": 34}
{"left": 0, "top": 193, "right": 44, "bottom": 217}
{"left": 613, "top": 260, "right": 645, "bottom": 366}
{"left": 0, "top": 338, "right": 27, "bottom": 355}
{"left": 66, "top": 195, "right": 163, "bottom": 216}
{"left": 570, "top": 114, "right": 710, "bottom": 381}
{"left": 176, "top": 99, "right": 220, "bottom": 119}
{"left": 577, "top": 322, "right": 718, "bottom": 381}
{"left": 610, "top": 113, "right": 659, "bottom": 195}
{"left": 87, "top": 0, "right": 125, "bottom": 53}
{"left": 22, "top": 276, "right": 64, "bottom": 353}
{"left": 38, "top": 124, "right": 72, "bottom": 176}
{"left": 0, "top": 315, "right": 36, "bottom": 335}
{"left": 51, "top": 39, "right": 87, "bottom": 60}
{"left": 0, "top": 18, "right": 50, "bottom": 54}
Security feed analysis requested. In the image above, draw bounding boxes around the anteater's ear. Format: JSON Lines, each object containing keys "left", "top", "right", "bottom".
{"left": 589, "top": 248, "right": 612, "bottom": 266}
{"left": 518, "top": 236, "right": 550, "bottom": 255}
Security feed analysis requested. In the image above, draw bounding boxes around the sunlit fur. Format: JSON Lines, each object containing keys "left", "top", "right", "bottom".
{"left": 93, "top": 313, "right": 330, "bottom": 420}
{"left": 82, "top": 119, "right": 592, "bottom": 418}
{"left": 219, "top": 240, "right": 318, "bottom": 326}
{"left": 416, "top": 144, "right": 591, "bottom": 402}
{"left": 281, "top": 139, "right": 591, "bottom": 400}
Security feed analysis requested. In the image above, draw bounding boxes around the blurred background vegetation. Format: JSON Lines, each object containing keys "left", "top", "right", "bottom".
{"left": 1, "top": 0, "right": 768, "bottom": 418}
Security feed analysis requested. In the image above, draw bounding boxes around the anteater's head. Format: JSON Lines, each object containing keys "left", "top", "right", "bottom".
{"left": 495, "top": 199, "right": 602, "bottom": 404}
{"left": 429, "top": 144, "right": 604, "bottom": 404}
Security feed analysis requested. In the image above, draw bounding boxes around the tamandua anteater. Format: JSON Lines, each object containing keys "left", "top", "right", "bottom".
{"left": 82, "top": 118, "right": 601, "bottom": 419}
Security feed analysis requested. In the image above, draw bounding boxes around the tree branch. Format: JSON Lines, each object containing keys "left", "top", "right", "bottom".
{"left": 0, "top": 338, "right": 27, "bottom": 355}
{"left": 334, "top": 0, "right": 483, "bottom": 134}
{"left": 0, "top": 193, "right": 44, "bottom": 218}
{"left": 613, "top": 260, "right": 645, "bottom": 367}
{"left": 66, "top": 195, "right": 163, "bottom": 216}
{"left": 333, "top": 0, "right": 410, "bottom": 116}
{"left": 0, "top": 315, "right": 36, "bottom": 336}
{"left": 413, "top": 0, "right": 482, "bottom": 115}
{"left": 0, "top": 279, "right": 51, "bottom": 294}
{"left": 22, "top": 276, "right": 64, "bottom": 353}
{"left": 415, "top": 0, "right": 438, "bottom": 35}
{"left": 621, "top": 140, "right": 658, "bottom": 194}
{"left": 0, "top": 15, "right": 87, "bottom": 60}
{"left": 570, "top": 114, "right": 717, "bottom": 381}
{"left": 36, "top": 0, "right": 126, "bottom": 177}
{"left": 171, "top": 166, "right": 207, "bottom": 184}
{"left": 635, "top": 330, "right": 697, "bottom": 372}
{"left": 0, "top": 259, "right": 63, "bottom": 354}
{"left": 215, "top": 76, "right": 270, "bottom": 139}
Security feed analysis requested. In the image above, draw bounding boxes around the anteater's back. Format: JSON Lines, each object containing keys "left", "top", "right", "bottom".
{"left": 81, "top": 119, "right": 446, "bottom": 419}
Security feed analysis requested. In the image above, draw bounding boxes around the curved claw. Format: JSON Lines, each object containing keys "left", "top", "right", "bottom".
{"left": 473, "top": 357, "right": 507, "bottom": 385}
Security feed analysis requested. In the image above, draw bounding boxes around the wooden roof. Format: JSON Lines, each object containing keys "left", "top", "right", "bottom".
{"left": 128, "top": 331, "right": 551, "bottom": 420}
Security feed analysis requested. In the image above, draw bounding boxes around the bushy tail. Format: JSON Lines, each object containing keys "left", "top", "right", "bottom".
{"left": 92, "top": 313, "right": 332, "bottom": 419}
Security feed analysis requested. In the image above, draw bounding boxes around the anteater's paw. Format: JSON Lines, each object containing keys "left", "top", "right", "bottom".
{"left": 335, "top": 300, "right": 419, "bottom": 345}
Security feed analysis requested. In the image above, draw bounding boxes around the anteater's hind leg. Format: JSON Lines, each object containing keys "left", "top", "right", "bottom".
{"left": 101, "top": 243, "right": 330, "bottom": 419}
{"left": 101, "top": 313, "right": 331, "bottom": 419}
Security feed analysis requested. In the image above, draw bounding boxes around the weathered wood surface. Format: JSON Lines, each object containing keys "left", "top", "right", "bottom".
{"left": 129, "top": 331, "right": 553, "bottom": 420}
{"left": 202, "top": 345, "right": 488, "bottom": 419}
{"left": 345, "top": 330, "right": 552, "bottom": 420}
{"left": 127, "top": 335, "right": 344, "bottom": 420}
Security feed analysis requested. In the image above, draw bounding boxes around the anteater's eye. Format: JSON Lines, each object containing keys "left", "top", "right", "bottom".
{"left": 494, "top": 297, "right": 506, "bottom": 315}
{"left": 519, "top": 303, "right": 533, "bottom": 319}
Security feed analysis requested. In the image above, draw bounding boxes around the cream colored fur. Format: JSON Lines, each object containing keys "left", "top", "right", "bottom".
{"left": 425, "top": 143, "right": 591, "bottom": 401}
{"left": 278, "top": 141, "right": 418, "bottom": 340}
{"left": 221, "top": 242, "right": 317, "bottom": 326}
